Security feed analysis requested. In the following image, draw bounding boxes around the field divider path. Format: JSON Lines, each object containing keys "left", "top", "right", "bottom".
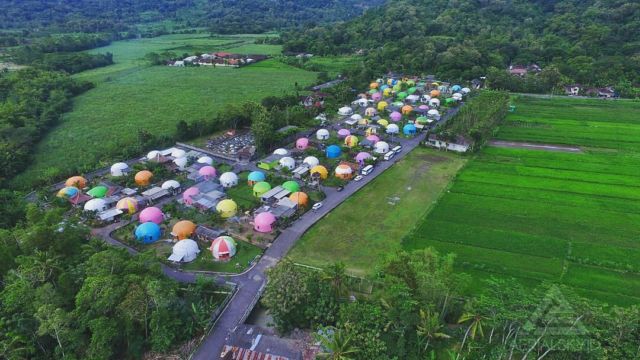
{"left": 489, "top": 140, "right": 583, "bottom": 153}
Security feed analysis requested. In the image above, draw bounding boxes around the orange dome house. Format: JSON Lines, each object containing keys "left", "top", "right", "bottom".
{"left": 135, "top": 170, "right": 153, "bottom": 186}
{"left": 289, "top": 192, "right": 309, "bottom": 207}
{"left": 401, "top": 105, "right": 413, "bottom": 115}
{"left": 430, "top": 89, "right": 441, "bottom": 98}
{"left": 172, "top": 220, "right": 196, "bottom": 240}
{"left": 65, "top": 176, "right": 87, "bottom": 189}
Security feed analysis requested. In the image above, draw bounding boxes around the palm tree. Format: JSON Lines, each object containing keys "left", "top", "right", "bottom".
{"left": 457, "top": 311, "right": 486, "bottom": 358}
{"left": 417, "top": 308, "right": 451, "bottom": 352}
{"left": 322, "top": 262, "right": 348, "bottom": 300}
{"left": 316, "top": 326, "right": 359, "bottom": 360}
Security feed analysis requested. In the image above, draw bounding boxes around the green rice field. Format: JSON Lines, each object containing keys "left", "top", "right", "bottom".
{"left": 15, "top": 34, "right": 316, "bottom": 186}
{"left": 404, "top": 96, "right": 640, "bottom": 306}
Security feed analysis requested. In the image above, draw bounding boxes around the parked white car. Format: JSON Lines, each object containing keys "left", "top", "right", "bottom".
{"left": 312, "top": 202, "right": 323, "bottom": 211}
{"left": 354, "top": 175, "right": 363, "bottom": 182}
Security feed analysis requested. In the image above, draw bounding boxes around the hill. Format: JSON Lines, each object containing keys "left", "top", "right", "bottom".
{"left": 283, "top": 0, "right": 640, "bottom": 93}
{"left": 0, "top": 0, "right": 384, "bottom": 34}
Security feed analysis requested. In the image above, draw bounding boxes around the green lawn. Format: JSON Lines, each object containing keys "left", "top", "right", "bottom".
{"left": 404, "top": 96, "right": 640, "bottom": 305}
{"left": 14, "top": 34, "right": 315, "bottom": 186}
{"left": 289, "top": 148, "right": 468, "bottom": 276}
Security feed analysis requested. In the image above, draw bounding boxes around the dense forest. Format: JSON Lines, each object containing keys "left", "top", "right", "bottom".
{"left": 283, "top": 0, "right": 640, "bottom": 94}
{"left": 0, "top": 206, "right": 223, "bottom": 359}
{"left": 0, "top": 0, "right": 384, "bottom": 34}
{"left": 264, "top": 254, "right": 640, "bottom": 359}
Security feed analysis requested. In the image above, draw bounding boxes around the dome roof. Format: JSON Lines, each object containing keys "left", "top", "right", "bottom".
{"left": 337, "top": 128, "right": 350, "bottom": 137}
{"left": 289, "top": 192, "right": 309, "bottom": 207}
{"left": 172, "top": 220, "right": 196, "bottom": 240}
{"left": 219, "top": 172, "right": 239, "bottom": 187}
{"left": 135, "top": 222, "right": 161, "bottom": 244}
{"left": 326, "top": 145, "right": 342, "bottom": 159}
{"left": 366, "top": 135, "right": 380, "bottom": 143}
{"left": 355, "top": 152, "right": 372, "bottom": 162}
{"left": 316, "top": 129, "right": 330, "bottom": 140}
{"left": 335, "top": 164, "right": 353, "bottom": 175}
{"left": 198, "top": 166, "right": 217, "bottom": 179}
{"left": 116, "top": 197, "right": 138, "bottom": 214}
{"left": 216, "top": 199, "right": 238, "bottom": 218}
{"left": 390, "top": 111, "right": 402, "bottom": 122}
{"left": 84, "top": 198, "right": 107, "bottom": 212}
{"left": 183, "top": 186, "right": 200, "bottom": 205}
{"left": 135, "top": 170, "right": 153, "bottom": 186}
{"left": 253, "top": 181, "right": 271, "bottom": 196}
{"left": 197, "top": 156, "right": 213, "bottom": 165}
{"left": 374, "top": 141, "right": 390, "bottom": 154}
{"left": 139, "top": 207, "right": 164, "bottom": 224}
{"left": 248, "top": 171, "right": 266, "bottom": 183}
{"left": 338, "top": 106, "right": 353, "bottom": 116}
{"left": 377, "top": 119, "right": 389, "bottom": 127}
{"left": 173, "top": 157, "right": 188, "bottom": 168}
{"left": 310, "top": 165, "right": 329, "bottom": 179}
{"left": 279, "top": 157, "right": 295, "bottom": 170}
{"left": 273, "top": 148, "right": 288, "bottom": 156}
{"left": 296, "top": 137, "right": 309, "bottom": 150}
{"left": 386, "top": 124, "right": 400, "bottom": 134}
{"left": 57, "top": 186, "right": 79, "bottom": 199}
{"left": 210, "top": 236, "right": 237, "bottom": 259}
{"left": 65, "top": 176, "right": 87, "bottom": 189}
{"left": 110, "top": 162, "right": 129, "bottom": 177}
{"left": 87, "top": 185, "right": 108, "bottom": 198}
{"left": 344, "top": 135, "right": 359, "bottom": 148}
{"left": 282, "top": 180, "right": 300, "bottom": 193}
{"left": 169, "top": 239, "right": 200, "bottom": 262}
{"left": 403, "top": 123, "right": 417, "bottom": 135}
{"left": 350, "top": 114, "right": 363, "bottom": 121}
{"left": 171, "top": 148, "right": 186, "bottom": 158}
{"left": 162, "top": 180, "right": 180, "bottom": 190}
{"left": 146, "top": 150, "right": 160, "bottom": 160}
{"left": 428, "top": 109, "right": 440, "bottom": 116}
{"left": 430, "top": 90, "right": 441, "bottom": 98}
{"left": 254, "top": 212, "right": 276, "bottom": 233}
{"left": 303, "top": 156, "right": 319, "bottom": 167}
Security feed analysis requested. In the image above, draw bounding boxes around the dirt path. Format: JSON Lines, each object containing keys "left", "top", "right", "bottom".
{"left": 489, "top": 140, "right": 583, "bottom": 153}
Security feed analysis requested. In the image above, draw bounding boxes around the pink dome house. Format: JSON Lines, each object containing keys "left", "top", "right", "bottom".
{"left": 296, "top": 137, "right": 310, "bottom": 150}
{"left": 371, "top": 92, "right": 382, "bottom": 101}
{"left": 355, "top": 152, "right": 372, "bottom": 165}
{"left": 390, "top": 111, "right": 402, "bottom": 122}
{"left": 337, "top": 129, "right": 350, "bottom": 138}
{"left": 366, "top": 135, "right": 380, "bottom": 144}
{"left": 139, "top": 207, "right": 164, "bottom": 224}
{"left": 183, "top": 186, "right": 200, "bottom": 205}
{"left": 254, "top": 212, "right": 276, "bottom": 233}
{"left": 198, "top": 166, "right": 217, "bottom": 180}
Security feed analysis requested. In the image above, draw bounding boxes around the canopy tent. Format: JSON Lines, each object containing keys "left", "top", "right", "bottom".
{"left": 303, "top": 156, "right": 320, "bottom": 167}
{"left": 247, "top": 171, "right": 266, "bottom": 185}
{"left": 139, "top": 207, "right": 164, "bottom": 224}
{"left": 326, "top": 145, "right": 342, "bottom": 159}
{"left": 87, "top": 185, "right": 108, "bottom": 198}
{"left": 216, "top": 199, "right": 238, "bottom": 218}
{"left": 172, "top": 220, "right": 196, "bottom": 240}
{"left": 168, "top": 239, "right": 200, "bottom": 263}
{"left": 282, "top": 180, "right": 300, "bottom": 193}
{"left": 219, "top": 172, "right": 239, "bottom": 188}
{"left": 65, "top": 176, "right": 87, "bottom": 189}
{"left": 135, "top": 170, "right": 153, "bottom": 186}
{"left": 279, "top": 157, "right": 296, "bottom": 170}
{"left": 116, "top": 197, "right": 138, "bottom": 214}
{"left": 344, "top": 135, "right": 359, "bottom": 148}
{"left": 135, "top": 222, "right": 161, "bottom": 244}
{"left": 110, "top": 162, "right": 129, "bottom": 177}
{"left": 296, "top": 137, "right": 310, "bottom": 150}
{"left": 254, "top": 212, "right": 276, "bottom": 233}
{"left": 374, "top": 141, "right": 390, "bottom": 154}
{"left": 316, "top": 129, "right": 330, "bottom": 140}
{"left": 210, "top": 236, "right": 237, "bottom": 260}
{"left": 310, "top": 165, "right": 329, "bottom": 180}
{"left": 183, "top": 186, "right": 200, "bottom": 205}
{"left": 197, "top": 156, "right": 214, "bottom": 165}
{"left": 253, "top": 181, "right": 271, "bottom": 197}
{"left": 162, "top": 180, "right": 180, "bottom": 190}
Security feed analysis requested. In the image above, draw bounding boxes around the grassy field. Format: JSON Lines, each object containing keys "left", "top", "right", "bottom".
{"left": 404, "top": 96, "right": 640, "bottom": 305}
{"left": 289, "top": 148, "right": 467, "bottom": 276}
{"left": 15, "top": 34, "right": 315, "bottom": 186}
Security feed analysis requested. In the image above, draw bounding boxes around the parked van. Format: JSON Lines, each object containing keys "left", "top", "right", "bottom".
{"left": 361, "top": 165, "right": 374, "bottom": 175}
{"left": 392, "top": 145, "right": 403, "bottom": 154}
{"left": 384, "top": 151, "right": 395, "bottom": 161}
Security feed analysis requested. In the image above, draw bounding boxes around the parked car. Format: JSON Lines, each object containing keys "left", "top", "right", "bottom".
{"left": 354, "top": 175, "right": 363, "bottom": 182}
{"left": 336, "top": 186, "right": 344, "bottom": 192}
{"left": 312, "top": 202, "right": 323, "bottom": 210}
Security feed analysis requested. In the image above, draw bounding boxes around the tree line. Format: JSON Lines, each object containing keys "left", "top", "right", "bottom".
{"left": 264, "top": 252, "right": 640, "bottom": 359}
{"left": 281, "top": 0, "right": 640, "bottom": 97}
